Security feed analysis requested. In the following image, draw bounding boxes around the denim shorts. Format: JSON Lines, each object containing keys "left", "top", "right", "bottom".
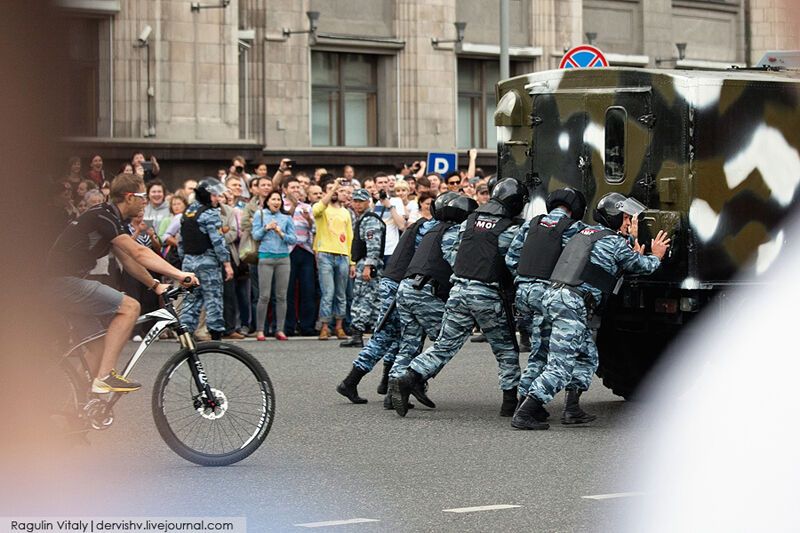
{"left": 49, "top": 276, "right": 125, "bottom": 341}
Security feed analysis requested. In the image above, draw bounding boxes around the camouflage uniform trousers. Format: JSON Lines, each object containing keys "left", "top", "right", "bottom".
{"left": 526, "top": 286, "right": 599, "bottom": 404}
{"left": 389, "top": 279, "right": 446, "bottom": 379}
{"left": 180, "top": 253, "right": 225, "bottom": 334}
{"left": 408, "top": 280, "right": 521, "bottom": 391}
{"left": 349, "top": 261, "right": 382, "bottom": 332}
{"left": 352, "top": 277, "right": 401, "bottom": 372}
{"left": 515, "top": 280, "right": 551, "bottom": 397}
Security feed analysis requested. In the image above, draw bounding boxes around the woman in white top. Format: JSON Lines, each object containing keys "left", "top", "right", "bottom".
{"left": 393, "top": 179, "right": 419, "bottom": 223}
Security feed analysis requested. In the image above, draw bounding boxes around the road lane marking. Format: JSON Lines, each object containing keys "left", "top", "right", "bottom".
{"left": 294, "top": 518, "right": 380, "bottom": 528}
{"left": 442, "top": 504, "right": 521, "bottom": 513}
{"left": 582, "top": 492, "right": 644, "bottom": 500}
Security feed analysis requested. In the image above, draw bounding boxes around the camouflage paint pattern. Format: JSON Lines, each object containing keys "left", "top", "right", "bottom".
{"left": 495, "top": 67, "right": 800, "bottom": 285}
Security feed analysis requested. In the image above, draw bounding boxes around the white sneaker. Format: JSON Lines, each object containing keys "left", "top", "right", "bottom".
{"left": 132, "top": 335, "right": 143, "bottom": 342}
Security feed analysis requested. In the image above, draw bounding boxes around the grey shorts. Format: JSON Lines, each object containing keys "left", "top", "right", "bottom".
{"left": 49, "top": 276, "right": 125, "bottom": 341}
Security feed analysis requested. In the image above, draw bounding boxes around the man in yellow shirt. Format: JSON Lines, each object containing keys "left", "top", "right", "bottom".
{"left": 313, "top": 175, "right": 353, "bottom": 339}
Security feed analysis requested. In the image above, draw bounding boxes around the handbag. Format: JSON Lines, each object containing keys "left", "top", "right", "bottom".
{"left": 238, "top": 208, "right": 263, "bottom": 265}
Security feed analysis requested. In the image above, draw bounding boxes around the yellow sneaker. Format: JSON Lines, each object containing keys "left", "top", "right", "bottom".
{"left": 91, "top": 370, "right": 142, "bottom": 393}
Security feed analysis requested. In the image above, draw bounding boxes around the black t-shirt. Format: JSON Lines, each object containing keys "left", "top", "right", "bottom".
{"left": 47, "top": 203, "right": 128, "bottom": 277}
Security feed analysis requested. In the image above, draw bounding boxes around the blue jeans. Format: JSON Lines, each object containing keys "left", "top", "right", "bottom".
{"left": 317, "top": 252, "right": 349, "bottom": 321}
{"left": 285, "top": 247, "right": 317, "bottom": 334}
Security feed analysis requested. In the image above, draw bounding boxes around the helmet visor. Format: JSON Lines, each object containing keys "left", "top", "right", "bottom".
{"left": 617, "top": 197, "right": 647, "bottom": 217}
{"left": 205, "top": 181, "right": 227, "bottom": 197}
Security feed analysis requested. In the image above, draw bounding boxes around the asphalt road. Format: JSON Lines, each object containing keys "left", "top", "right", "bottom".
{"left": 12, "top": 337, "right": 647, "bottom": 532}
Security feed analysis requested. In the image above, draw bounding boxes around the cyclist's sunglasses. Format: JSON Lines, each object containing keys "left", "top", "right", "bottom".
{"left": 128, "top": 192, "right": 148, "bottom": 199}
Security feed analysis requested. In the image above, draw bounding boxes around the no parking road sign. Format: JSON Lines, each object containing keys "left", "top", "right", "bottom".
{"left": 426, "top": 152, "right": 457, "bottom": 176}
{"left": 559, "top": 45, "right": 609, "bottom": 69}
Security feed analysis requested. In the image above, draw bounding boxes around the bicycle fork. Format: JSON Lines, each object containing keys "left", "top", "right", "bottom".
{"left": 175, "top": 324, "right": 218, "bottom": 411}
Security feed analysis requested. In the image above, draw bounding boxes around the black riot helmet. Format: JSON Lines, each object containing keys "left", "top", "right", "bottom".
{"left": 487, "top": 175, "right": 499, "bottom": 194}
{"left": 593, "top": 192, "right": 647, "bottom": 230}
{"left": 490, "top": 178, "right": 527, "bottom": 218}
{"left": 440, "top": 194, "right": 478, "bottom": 224}
{"left": 195, "top": 177, "right": 226, "bottom": 206}
{"left": 546, "top": 187, "right": 587, "bottom": 220}
{"left": 432, "top": 191, "right": 459, "bottom": 221}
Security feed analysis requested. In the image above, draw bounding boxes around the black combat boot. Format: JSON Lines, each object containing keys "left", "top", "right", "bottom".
{"left": 519, "top": 330, "right": 532, "bottom": 352}
{"left": 383, "top": 392, "right": 413, "bottom": 410}
{"left": 511, "top": 396, "right": 550, "bottom": 430}
{"left": 209, "top": 330, "right": 223, "bottom": 341}
{"left": 561, "top": 389, "right": 596, "bottom": 425}
{"left": 389, "top": 369, "right": 426, "bottom": 417}
{"left": 518, "top": 395, "right": 550, "bottom": 420}
{"left": 409, "top": 379, "right": 436, "bottom": 409}
{"left": 335, "top": 366, "right": 369, "bottom": 404}
{"left": 500, "top": 388, "right": 518, "bottom": 417}
{"left": 339, "top": 329, "right": 363, "bottom": 348}
{"left": 376, "top": 361, "right": 392, "bottom": 394}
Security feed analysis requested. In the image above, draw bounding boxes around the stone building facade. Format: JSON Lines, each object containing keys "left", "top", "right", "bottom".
{"left": 60, "top": 0, "right": 799, "bottom": 183}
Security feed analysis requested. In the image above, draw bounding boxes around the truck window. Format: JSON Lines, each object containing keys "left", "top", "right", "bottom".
{"left": 605, "top": 107, "right": 626, "bottom": 183}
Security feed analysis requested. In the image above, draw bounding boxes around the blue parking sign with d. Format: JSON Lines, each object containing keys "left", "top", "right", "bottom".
{"left": 426, "top": 152, "right": 457, "bottom": 176}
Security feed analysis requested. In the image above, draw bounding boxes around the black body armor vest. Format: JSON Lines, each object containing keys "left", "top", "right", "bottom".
{"left": 383, "top": 218, "right": 426, "bottom": 282}
{"left": 517, "top": 215, "right": 574, "bottom": 279}
{"left": 350, "top": 211, "right": 386, "bottom": 263}
{"left": 404, "top": 222, "right": 455, "bottom": 300}
{"left": 453, "top": 212, "right": 514, "bottom": 285}
{"left": 180, "top": 205, "right": 213, "bottom": 255}
{"left": 549, "top": 228, "right": 619, "bottom": 294}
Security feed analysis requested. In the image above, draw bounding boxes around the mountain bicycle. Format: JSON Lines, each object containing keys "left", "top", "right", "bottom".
{"left": 49, "top": 284, "right": 275, "bottom": 466}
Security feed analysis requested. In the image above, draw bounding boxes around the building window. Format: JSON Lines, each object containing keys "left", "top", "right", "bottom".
{"left": 66, "top": 17, "right": 101, "bottom": 136}
{"left": 311, "top": 51, "right": 378, "bottom": 147}
{"left": 457, "top": 59, "right": 499, "bottom": 149}
{"left": 65, "top": 15, "right": 112, "bottom": 137}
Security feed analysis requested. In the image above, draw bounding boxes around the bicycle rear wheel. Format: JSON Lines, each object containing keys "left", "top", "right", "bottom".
{"left": 152, "top": 341, "right": 275, "bottom": 466}
{"left": 44, "top": 356, "right": 88, "bottom": 439}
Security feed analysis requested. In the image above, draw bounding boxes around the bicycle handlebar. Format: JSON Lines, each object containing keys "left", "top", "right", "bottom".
{"left": 162, "top": 277, "right": 197, "bottom": 301}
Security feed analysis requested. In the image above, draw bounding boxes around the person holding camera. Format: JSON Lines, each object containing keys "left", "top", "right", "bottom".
{"left": 131, "top": 151, "right": 160, "bottom": 183}
{"left": 339, "top": 188, "right": 386, "bottom": 348}
{"left": 228, "top": 155, "right": 251, "bottom": 200}
{"left": 372, "top": 173, "right": 406, "bottom": 265}
{"left": 272, "top": 158, "right": 295, "bottom": 190}
{"left": 313, "top": 175, "right": 353, "bottom": 340}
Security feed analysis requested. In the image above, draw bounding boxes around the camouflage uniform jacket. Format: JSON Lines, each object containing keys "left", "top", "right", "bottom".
{"left": 505, "top": 207, "right": 585, "bottom": 283}
{"left": 575, "top": 224, "right": 661, "bottom": 303}
{"left": 355, "top": 210, "right": 385, "bottom": 272}
{"left": 178, "top": 202, "right": 230, "bottom": 264}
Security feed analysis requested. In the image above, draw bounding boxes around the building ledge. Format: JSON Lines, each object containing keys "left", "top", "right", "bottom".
{"left": 676, "top": 58, "right": 745, "bottom": 70}
{"left": 606, "top": 53, "right": 650, "bottom": 67}
{"left": 458, "top": 42, "right": 543, "bottom": 59}
{"left": 61, "top": 137, "right": 263, "bottom": 161}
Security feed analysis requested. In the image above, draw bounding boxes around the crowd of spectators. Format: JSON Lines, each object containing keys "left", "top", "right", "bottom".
{"left": 50, "top": 149, "right": 493, "bottom": 340}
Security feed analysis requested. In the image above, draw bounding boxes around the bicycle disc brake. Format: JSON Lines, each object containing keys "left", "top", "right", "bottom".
{"left": 195, "top": 388, "right": 228, "bottom": 420}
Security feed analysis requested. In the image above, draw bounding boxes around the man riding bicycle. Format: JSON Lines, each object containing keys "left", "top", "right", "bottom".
{"left": 47, "top": 173, "right": 199, "bottom": 394}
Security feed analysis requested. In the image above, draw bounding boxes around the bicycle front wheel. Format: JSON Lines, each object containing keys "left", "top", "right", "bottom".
{"left": 152, "top": 342, "right": 275, "bottom": 466}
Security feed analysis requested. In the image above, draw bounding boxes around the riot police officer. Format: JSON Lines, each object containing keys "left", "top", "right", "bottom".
{"left": 512, "top": 192, "right": 670, "bottom": 430}
{"left": 340, "top": 188, "right": 386, "bottom": 348}
{"left": 334, "top": 194, "right": 456, "bottom": 404}
{"left": 179, "top": 178, "right": 234, "bottom": 340}
{"left": 389, "top": 178, "right": 526, "bottom": 417}
{"left": 389, "top": 194, "right": 478, "bottom": 409}
{"left": 505, "top": 188, "right": 587, "bottom": 419}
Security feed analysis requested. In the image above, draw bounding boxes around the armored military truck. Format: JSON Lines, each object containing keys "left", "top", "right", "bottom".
{"left": 495, "top": 63, "right": 800, "bottom": 397}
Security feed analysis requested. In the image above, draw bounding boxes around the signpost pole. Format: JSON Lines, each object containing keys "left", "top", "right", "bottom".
{"left": 500, "top": 0, "right": 510, "bottom": 80}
